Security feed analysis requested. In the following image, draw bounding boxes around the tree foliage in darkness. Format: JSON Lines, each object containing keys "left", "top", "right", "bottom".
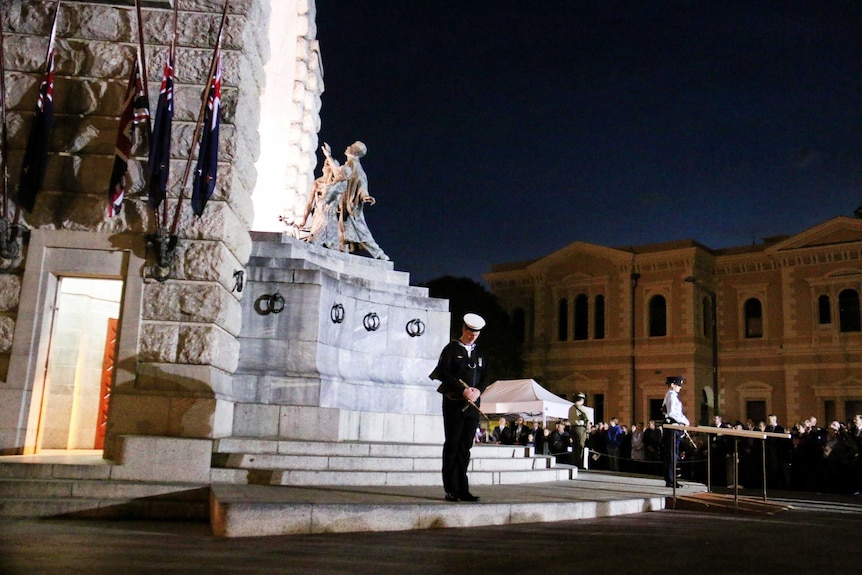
{"left": 423, "top": 276, "right": 524, "bottom": 381}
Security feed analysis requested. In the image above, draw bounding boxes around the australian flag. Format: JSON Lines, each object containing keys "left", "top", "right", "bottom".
{"left": 191, "top": 51, "right": 221, "bottom": 217}
{"left": 147, "top": 52, "right": 174, "bottom": 213}
{"left": 17, "top": 50, "right": 55, "bottom": 213}
{"left": 108, "top": 54, "right": 150, "bottom": 217}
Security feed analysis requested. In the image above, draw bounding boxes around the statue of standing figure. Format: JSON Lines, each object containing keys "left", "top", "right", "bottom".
{"left": 295, "top": 141, "right": 389, "bottom": 261}
{"left": 339, "top": 141, "right": 389, "bottom": 260}
{"left": 298, "top": 143, "right": 351, "bottom": 249}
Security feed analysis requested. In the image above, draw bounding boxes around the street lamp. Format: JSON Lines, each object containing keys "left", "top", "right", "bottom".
{"left": 685, "top": 276, "right": 718, "bottom": 419}
{"left": 631, "top": 273, "right": 640, "bottom": 424}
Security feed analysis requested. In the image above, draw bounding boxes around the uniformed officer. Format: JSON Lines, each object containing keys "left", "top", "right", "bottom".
{"left": 568, "top": 392, "right": 592, "bottom": 468}
{"left": 661, "top": 376, "right": 690, "bottom": 488}
{"left": 431, "top": 313, "right": 489, "bottom": 502}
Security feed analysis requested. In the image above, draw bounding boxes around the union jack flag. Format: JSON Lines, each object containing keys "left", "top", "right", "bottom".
{"left": 108, "top": 54, "right": 150, "bottom": 217}
{"left": 191, "top": 52, "right": 221, "bottom": 217}
{"left": 147, "top": 52, "right": 174, "bottom": 213}
{"left": 17, "top": 50, "right": 55, "bottom": 213}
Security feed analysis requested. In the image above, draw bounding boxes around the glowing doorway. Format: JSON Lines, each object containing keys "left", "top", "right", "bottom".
{"left": 36, "top": 278, "right": 123, "bottom": 451}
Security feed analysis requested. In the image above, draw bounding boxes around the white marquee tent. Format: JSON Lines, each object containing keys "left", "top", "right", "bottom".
{"left": 480, "top": 379, "right": 574, "bottom": 423}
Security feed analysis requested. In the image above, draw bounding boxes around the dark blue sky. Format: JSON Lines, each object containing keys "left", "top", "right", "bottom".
{"left": 315, "top": 1, "right": 862, "bottom": 284}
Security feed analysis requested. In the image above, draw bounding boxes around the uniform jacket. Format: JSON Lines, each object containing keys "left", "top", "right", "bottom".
{"left": 430, "top": 339, "right": 490, "bottom": 404}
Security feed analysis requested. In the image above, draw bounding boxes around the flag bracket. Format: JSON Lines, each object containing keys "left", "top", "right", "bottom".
{"left": 145, "top": 231, "right": 178, "bottom": 282}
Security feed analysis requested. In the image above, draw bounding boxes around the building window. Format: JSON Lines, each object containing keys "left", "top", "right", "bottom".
{"left": 824, "top": 400, "right": 836, "bottom": 424}
{"left": 744, "top": 298, "right": 763, "bottom": 338}
{"left": 594, "top": 295, "right": 605, "bottom": 340}
{"left": 592, "top": 393, "right": 605, "bottom": 423}
{"left": 818, "top": 294, "right": 831, "bottom": 325}
{"left": 845, "top": 400, "right": 862, "bottom": 420}
{"left": 839, "top": 289, "right": 861, "bottom": 332}
{"left": 574, "top": 294, "right": 589, "bottom": 340}
{"left": 648, "top": 295, "right": 667, "bottom": 337}
{"left": 512, "top": 307, "right": 526, "bottom": 346}
{"left": 649, "top": 398, "right": 665, "bottom": 422}
{"left": 557, "top": 298, "right": 568, "bottom": 341}
{"left": 746, "top": 400, "right": 767, "bottom": 424}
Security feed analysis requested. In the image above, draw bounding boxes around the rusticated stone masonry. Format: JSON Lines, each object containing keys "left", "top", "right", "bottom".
{"left": 0, "top": 0, "right": 321, "bottom": 456}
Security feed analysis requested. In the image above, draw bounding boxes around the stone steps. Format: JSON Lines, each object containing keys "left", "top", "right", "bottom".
{"left": 212, "top": 465, "right": 574, "bottom": 487}
{"left": 0, "top": 494, "right": 207, "bottom": 520}
{"left": 215, "top": 453, "right": 555, "bottom": 473}
{"left": 213, "top": 438, "right": 536, "bottom": 459}
{"left": 0, "top": 438, "right": 578, "bottom": 521}
{"left": 0, "top": 452, "right": 209, "bottom": 520}
{"left": 0, "top": 476, "right": 209, "bottom": 520}
{"left": 246, "top": 233, "right": 418, "bottom": 291}
{"left": 209, "top": 479, "right": 673, "bottom": 537}
{"left": 0, "top": 461, "right": 112, "bottom": 481}
{"left": 210, "top": 439, "right": 575, "bottom": 487}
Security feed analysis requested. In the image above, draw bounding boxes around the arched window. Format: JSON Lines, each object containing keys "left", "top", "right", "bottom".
{"left": 557, "top": 298, "right": 568, "bottom": 341}
{"left": 744, "top": 298, "right": 763, "bottom": 338}
{"left": 818, "top": 294, "right": 831, "bottom": 325}
{"left": 574, "top": 294, "right": 589, "bottom": 340}
{"left": 594, "top": 295, "right": 606, "bottom": 340}
{"left": 839, "top": 289, "right": 861, "bottom": 332}
{"left": 512, "top": 307, "right": 526, "bottom": 346}
{"left": 648, "top": 295, "right": 667, "bottom": 337}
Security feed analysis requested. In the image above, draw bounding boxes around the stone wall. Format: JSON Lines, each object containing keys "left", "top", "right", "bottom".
{"left": 0, "top": 0, "right": 322, "bottom": 456}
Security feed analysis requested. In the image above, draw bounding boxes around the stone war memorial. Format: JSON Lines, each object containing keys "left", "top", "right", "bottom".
{"left": 0, "top": 0, "right": 451, "bottom": 487}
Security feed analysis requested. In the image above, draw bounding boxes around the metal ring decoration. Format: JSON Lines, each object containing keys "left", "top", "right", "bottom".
{"left": 363, "top": 311, "right": 381, "bottom": 332}
{"left": 268, "top": 292, "right": 285, "bottom": 314}
{"left": 406, "top": 318, "right": 425, "bottom": 337}
{"left": 232, "top": 270, "right": 245, "bottom": 293}
{"left": 330, "top": 303, "right": 345, "bottom": 324}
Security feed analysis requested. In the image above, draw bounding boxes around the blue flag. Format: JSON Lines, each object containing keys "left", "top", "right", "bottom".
{"left": 17, "top": 51, "right": 55, "bottom": 213}
{"left": 148, "top": 52, "right": 174, "bottom": 213}
{"left": 191, "top": 52, "right": 221, "bottom": 217}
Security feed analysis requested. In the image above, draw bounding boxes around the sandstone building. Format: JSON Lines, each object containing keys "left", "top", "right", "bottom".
{"left": 485, "top": 215, "right": 862, "bottom": 429}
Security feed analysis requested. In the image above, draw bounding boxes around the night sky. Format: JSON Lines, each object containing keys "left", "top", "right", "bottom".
{"left": 314, "top": 1, "right": 862, "bottom": 284}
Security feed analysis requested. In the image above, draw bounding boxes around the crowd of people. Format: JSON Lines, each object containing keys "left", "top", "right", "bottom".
{"left": 477, "top": 413, "right": 862, "bottom": 495}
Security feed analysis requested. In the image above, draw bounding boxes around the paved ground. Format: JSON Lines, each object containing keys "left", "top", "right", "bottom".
{"left": 2, "top": 489, "right": 861, "bottom": 574}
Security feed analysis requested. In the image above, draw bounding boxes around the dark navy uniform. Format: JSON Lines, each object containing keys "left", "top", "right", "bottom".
{"left": 432, "top": 334, "right": 489, "bottom": 500}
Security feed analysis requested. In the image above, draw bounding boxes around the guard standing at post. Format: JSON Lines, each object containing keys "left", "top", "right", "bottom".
{"left": 661, "top": 376, "right": 690, "bottom": 488}
{"left": 430, "top": 313, "right": 489, "bottom": 502}
{"left": 568, "top": 392, "right": 592, "bottom": 468}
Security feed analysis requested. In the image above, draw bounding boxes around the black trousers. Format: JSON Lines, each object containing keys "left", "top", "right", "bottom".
{"left": 662, "top": 429, "right": 681, "bottom": 484}
{"left": 442, "top": 398, "right": 480, "bottom": 496}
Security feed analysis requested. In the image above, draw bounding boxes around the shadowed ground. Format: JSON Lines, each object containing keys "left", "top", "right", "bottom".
{"left": 1, "top": 491, "right": 860, "bottom": 574}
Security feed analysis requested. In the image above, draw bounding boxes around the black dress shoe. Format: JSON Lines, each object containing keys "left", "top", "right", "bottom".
{"left": 665, "top": 482, "right": 683, "bottom": 488}
{"left": 459, "top": 493, "right": 480, "bottom": 502}
{"left": 444, "top": 493, "right": 460, "bottom": 502}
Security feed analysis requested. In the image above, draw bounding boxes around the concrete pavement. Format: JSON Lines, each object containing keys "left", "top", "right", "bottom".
{"left": 2, "top": 490, "right": 861, "bottom": 574}
{"left": 3, "top": 471, "right": 862, "bottom": 574}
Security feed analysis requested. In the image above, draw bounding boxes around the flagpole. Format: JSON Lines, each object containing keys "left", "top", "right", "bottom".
{"left": 133, "top": 0, "right": 151, "bottom": 145}
{"left": 134, "top": 0, "right": 149, "bottom": 94}
{"left": 0, "top": 16, "right": 9, "bottom": 221}
{"left": 169, "top": 0, "right": 229, "bottom": 236}
{"left": 46, "top": 0, "right": 62, "bottom": 63}
{"left": 0, "top": 13, "right": 16, "bottom": 266}
{"left": 162, "top": 0, "right": 179, "bottom": 232}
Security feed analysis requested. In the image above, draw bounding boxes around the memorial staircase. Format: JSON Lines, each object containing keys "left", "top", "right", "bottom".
{"left": 209, "top": 438, "right": 575, "bottom": 486}
{"left": 0, "top": 451, "right": 209, "bottom": 520}
{"left": 0, "top": 440, "right": 575, "bottom": 521}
